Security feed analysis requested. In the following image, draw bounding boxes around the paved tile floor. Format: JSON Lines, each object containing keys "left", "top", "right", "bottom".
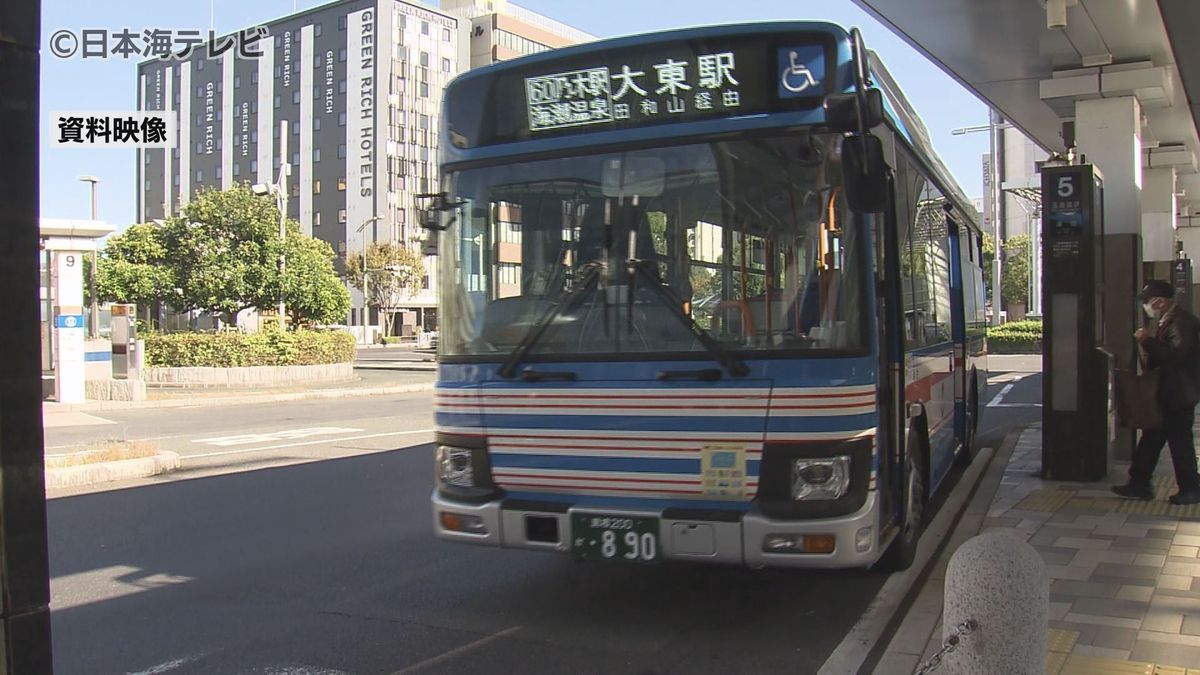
{"left": 877, "top": 424, "right": 1200, "bottom": 674}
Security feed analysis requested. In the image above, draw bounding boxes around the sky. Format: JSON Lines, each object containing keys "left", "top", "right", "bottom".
{"left": 39, "top": 0, "right": 991, "bottom": 230}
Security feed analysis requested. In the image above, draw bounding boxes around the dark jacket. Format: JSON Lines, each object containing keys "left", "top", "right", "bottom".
{"left": 1142, "top": 304, "right": 1200, "bottom": 411}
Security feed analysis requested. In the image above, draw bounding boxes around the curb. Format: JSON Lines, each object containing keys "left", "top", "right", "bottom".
{"left": 853, "top": 424, "right": 1026, "bottom": 675}
{"left": 43, "top": 381, "right": 436, "bottom": 412}
{"left": 817, "top": 425, "right": 1024, "bottom": 675}
{"left": 45, "top": 451, "right": 181, "bottom": 490}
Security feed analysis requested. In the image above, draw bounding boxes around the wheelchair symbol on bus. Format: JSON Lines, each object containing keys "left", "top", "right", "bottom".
{"left": 782, "top": 50, "right": 820, "bottom": 94}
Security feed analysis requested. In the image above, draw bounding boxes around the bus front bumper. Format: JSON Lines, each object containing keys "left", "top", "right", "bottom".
{"left": 431, "top": 490, "right": 883, "bottom": 569}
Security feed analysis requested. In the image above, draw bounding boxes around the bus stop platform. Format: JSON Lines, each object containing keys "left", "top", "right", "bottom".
{"left": 877, "top": 424, "right": 1200, "bottom": 674}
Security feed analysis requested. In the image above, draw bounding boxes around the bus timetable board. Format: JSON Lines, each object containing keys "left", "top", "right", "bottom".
{"left": 444, "top": 31, "right": 839, "bottom": 148}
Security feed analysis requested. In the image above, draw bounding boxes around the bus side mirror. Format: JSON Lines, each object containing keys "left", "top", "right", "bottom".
{"left": 823, "top": 90, "right": 883, "bottom": 134}
{"left": 841, "top": 134, "right": 888, "bottom": 213}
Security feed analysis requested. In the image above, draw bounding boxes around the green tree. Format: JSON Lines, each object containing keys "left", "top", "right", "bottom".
{"left": 346, "top": 242, "right": 426, "bottom": 337}
{"left": 161, "top": 185, "right": 285, "bottom": 326}
{"left": 92, "top": 222, "right": 177, "bottom": 326}
{"left": 282, "top": 230, "right": 351, "bottom": 327}
{"left": 1001, "top": 234, "right": 1032, "bottom": 307}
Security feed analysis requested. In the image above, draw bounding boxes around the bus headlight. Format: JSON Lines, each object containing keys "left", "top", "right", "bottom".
{"left": 436, "top": 445, "right": 475, "bottom": 487}
{"left": 791, "top": 456, "right": 851, "bottom": 500}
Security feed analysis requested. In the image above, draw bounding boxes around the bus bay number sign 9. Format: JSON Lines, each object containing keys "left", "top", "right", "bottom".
{"left": 571, "top": 513, "right": 659, "bottom": 563}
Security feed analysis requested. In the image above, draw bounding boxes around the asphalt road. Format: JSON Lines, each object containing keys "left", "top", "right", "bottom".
{"left": 46, "top": 359, "right": 1042, "bottom": 675}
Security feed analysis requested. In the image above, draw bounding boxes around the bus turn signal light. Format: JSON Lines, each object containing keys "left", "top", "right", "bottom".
{"left": 440, "top": 511, "right": 488, "bottom": 535}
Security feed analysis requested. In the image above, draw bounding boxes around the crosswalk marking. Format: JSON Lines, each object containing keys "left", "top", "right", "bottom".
{"left": 193, "top": 427, "right": 363, "bottom": 447}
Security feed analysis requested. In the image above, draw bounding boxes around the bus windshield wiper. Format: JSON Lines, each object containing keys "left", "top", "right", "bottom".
{"left": 497, "top": 262, "right": 604, "bottom": 379}
{"left": 626, "top": 259, "right": 749, "bottom": 377}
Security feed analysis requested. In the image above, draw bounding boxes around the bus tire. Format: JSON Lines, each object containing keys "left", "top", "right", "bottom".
{"left": 956, "top": 372, "right": 979, "bottom": 468}
{"left": 882, "top": 427, "right": 926, "bottom": 572}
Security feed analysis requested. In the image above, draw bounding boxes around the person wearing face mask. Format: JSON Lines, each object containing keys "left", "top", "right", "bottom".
{"left": 1112, "top": 279, "right": 1200, "bottom": 504}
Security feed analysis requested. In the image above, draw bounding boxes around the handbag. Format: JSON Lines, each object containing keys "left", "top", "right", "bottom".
{"left": 1115, "top": 344, "right": 1163, "bottom": 430}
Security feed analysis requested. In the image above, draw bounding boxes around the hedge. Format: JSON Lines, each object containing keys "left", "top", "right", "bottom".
{"left": 987, "top": 319, "right": 1042, "bottom": 354}
{"left": 143, "top": 329, "right": 356, "bottom": 367}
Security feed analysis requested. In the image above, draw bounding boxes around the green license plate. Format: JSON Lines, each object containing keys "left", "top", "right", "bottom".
{"left": 571, "top": 513, "right": 660, "bottom": 563}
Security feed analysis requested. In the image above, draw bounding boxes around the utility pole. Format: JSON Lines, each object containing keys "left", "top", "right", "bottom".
{"left": 80, "top": 175, "right": 100, "bottom": 337}
{"left": 989, "top": 108, "right": 1004, "bottom": 325}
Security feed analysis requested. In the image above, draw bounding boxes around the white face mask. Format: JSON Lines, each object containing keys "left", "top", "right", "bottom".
{"left": 1144, "top": 302, "right": 1161, "bottom": 319}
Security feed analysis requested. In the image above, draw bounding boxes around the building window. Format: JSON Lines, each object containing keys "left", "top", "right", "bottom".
{"left": 419, "top": 114, "right": 429, "bottom": 129}
{"left": 313, "top": 118, "right": 321, "bottom": 131}
{"left": 194, "top": 169, "right": 202, "bottom": 182}
{"left": 338, "top": 15, "right": 346, "bottom": 30}
{"left": 274, "top": 65, "right": 282, "bottom": 78}
{"left": 216, "top": 166, "right": 223, "bottom": 180}
{"left": 420, "top": 51, "right": 429, "bottom": 67}
{"left": 274, "top": 95, "right": 281, "bottom": 109}
{"left": 337, "top": 177, "right": 346, "bottom": 191}
{"left": 314, "top": 180, "right": 321, "bottom": 194}
{"left": 338, "top": 209, "right": 347, "bottom": 223}
{"left": 442, "top": 27, "right": 451, "bottom": 42}
{"left": 314, "top": 211, "right": 321, "bottom": 227}
{"left": 234, "top": 75, "right": 241, "bottom": 88}
{"left": 338, "top": 79, "right": 346, "bottom": 94}
{"left": 442, "top": 57, "right": 451, "bottom": 72}
{"left": 216, "top": 80, "right": 222, "bottom": 93}
{"left": 274, "top": 124, "right": 280, "bottom": 139}
{"left": 197, "top": 59, "right": 204, "bottom": 71}
{"left": 196, "top": 85, "right": 204, "bottom": 97}
{"left": 292, "top": 90, "right": 300, "bottom": 104}
{"left": 292, "top": 152, "right": 299, "bottom": 165}
{"left": 173, "top": 174, "right": 179, "bottom": 186}
{"left": 291, "top": 183, "right": 299, "bottom": 198}
{"left": 216, "top": 137, "right": 222, "bottom": 150}
{"left": 251, "top": 70, "right": 258, "bottom": 84}
{"left": 338, "top": 111, "right": 346, "bottom": 126}
{"left": 421, "top": 20, "right": 429, "bottom": 35}
{"left": 216, "top": 109, "right": 222, "bottom": 122}
{"left": 419, "top": 81, "right": 428, "bottom": 97}
{"left": 314, "top": 148, "right": 321, "bottom": 162}
{"left": 251, "top": 101, "right": 257, "bottom": 114}
{"left": 335, "top": 144, "right": 345, "bottom": 158}
{"left": 292, "top": 121, "right": 299, "bottom": 135}
{"left": 274, "top": 156, "right": 280, "bottom": 169}
{"left": 251, "top": 130, "right": 258, "bottom": 143}
{"left": 338, "top": 47, "right": 346, "bottom": 62}
{"left": 313, "top": 22, "right": 322, "bottom": 37}
{"left": 251, "top": 160, "right": 257, "bottom": 173}
{"left": 233, "top": 163, "right": 240, "bottom": 176}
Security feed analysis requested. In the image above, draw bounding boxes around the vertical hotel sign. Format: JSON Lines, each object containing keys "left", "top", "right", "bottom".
{"left": 347, "top": 7, "right": 376, "bottom": 254}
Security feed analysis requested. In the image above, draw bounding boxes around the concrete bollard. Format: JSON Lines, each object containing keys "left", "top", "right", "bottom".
{"left": 942, "top": 529, "right": 1048, "bottom": 675}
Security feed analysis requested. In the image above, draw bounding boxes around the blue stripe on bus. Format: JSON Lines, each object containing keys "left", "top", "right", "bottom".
{"left": 765, "top": 413, "right": 877, "bottom": 433}
{"left": 436, "top": 358, "right": 878, "bottom": 386}
{"left": 479, "top": 414, "right": 769, "bottom": 433}
{"left": 503, "top": 491, "right": 753, "bottom": 512}
{"left": 492, "top": 454, "right": 762, "bottom": 475}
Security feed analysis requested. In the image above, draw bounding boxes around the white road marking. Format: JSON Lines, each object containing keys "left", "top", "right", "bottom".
{"left": 126, "top": 654, "right": 204, "bottom": 675}
{"left": 186, "top": 429, "right": 435, "bottom": 459}
{"left": 390, "top": 625, "right": 522, "bottom": 675}
{"left": 986, "top": 374, "right": 1031, "bottom": 408}
{"left": 193, "top": 427, "right": 364, "bottom": 447}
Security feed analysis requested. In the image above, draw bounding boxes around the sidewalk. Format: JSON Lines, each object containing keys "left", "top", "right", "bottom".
{"left": 878, "top": 424, "right": 1200, "bottom": 674}
{"left": 44, "top": 367, "right": 436, "bottom": 414}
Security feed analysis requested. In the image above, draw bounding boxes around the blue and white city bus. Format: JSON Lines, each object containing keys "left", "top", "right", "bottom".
{"left": 423, "top": 22, "right": 987, "bottom": 570}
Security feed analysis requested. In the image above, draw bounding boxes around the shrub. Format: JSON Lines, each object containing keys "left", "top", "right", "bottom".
{"left": 987, "top": 319, "right": 1042, "bottom": 354}
{"left": 144, "top": 329, "right": 355, "bottom": 367}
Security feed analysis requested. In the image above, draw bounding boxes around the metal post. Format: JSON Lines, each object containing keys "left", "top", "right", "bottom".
{"left": 990, "top": 109, "right": 1004, "bottom": 325}
{"left": 79, "top": 175, "right": 100, "bottom": 338}
{"left": 277, "top": 120, "right": 288, "bottom": 328}
{"left": 357, "top": 215, "right": 383, "bottom": 341}
{"left": 0, "top": 0, "right": 55, "bottom": 669}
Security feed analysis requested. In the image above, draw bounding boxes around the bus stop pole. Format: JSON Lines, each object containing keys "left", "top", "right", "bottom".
{"left": 0, "top": 0, "right": 56, "bottom": 671}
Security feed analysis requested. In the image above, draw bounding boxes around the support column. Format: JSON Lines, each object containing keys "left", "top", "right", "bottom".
{"left": 1075, "top": 95, "right": 1143, "bottom": 462}
{"left": 0, "top": 0, "right": 55, "bottom": 670}
{"left": 1142, "top": 167, "right": 1177, "bottom": 262}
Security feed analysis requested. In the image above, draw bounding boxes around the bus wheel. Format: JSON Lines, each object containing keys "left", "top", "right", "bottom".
{"left": 882, "top": 432, "right": 926, "bottom": 571}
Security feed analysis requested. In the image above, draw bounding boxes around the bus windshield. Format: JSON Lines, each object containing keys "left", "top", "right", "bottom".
{"left": 439, "top": 132, "right": 866, "bottom": 359}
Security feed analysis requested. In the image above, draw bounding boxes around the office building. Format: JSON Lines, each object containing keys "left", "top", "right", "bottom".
{"left": 440, "top": 0, "right": 594, "bottom": 68}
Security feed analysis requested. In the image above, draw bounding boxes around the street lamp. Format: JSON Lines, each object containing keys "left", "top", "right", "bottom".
{"left": 355, "top": 215, "right": 385, "bottom": 341}
{"left": 252, "top": 121, "right": 290, "bottom": 328}
{"left": 79, "top": 175, "right": 99, "bottom": 337}
{"left": 953, "top": 111, "right": 1006, "bottom": 325}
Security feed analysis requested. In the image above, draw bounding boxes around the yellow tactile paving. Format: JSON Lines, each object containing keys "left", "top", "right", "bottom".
{"left": 1055, "top": 655, "right": 1162, "bottom": 674}
{"left": 1015, "top": 488, "right": 1076, "bottom": 513}
{"left": 1047, "top": 628, "right": 1079, "bottom": 653}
